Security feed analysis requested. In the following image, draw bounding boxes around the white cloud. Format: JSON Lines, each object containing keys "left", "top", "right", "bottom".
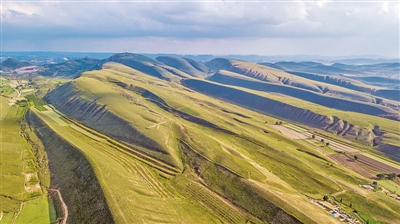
{"left": 1, "top": 1, "right": 399, "bottom": 57}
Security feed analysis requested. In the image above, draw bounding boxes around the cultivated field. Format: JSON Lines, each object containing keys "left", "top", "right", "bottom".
{"left": 271, "top": 125, "right": 307, "bottom": 139}
{"left": 0, "top": 110, "right": 54, "bottom": 223}
{"left": 328, "top": 154, "right": 400, "bottom": 179}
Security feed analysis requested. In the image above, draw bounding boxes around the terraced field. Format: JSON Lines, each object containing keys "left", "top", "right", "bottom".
{"left": 178, "top": 181, "right": 254, "bottom": 223}
{"left": 0, "top": 106, "right": 54, "bottom": 223}
{"left": 31, "top": 108, "right": 221, "bottom": 223}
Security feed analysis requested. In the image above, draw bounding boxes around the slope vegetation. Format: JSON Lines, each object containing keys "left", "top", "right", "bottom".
{"left": 1, "top": 58, "right": 31, "bottom": 70}
{"left": 98, "top": 53, "right": 192, "bottom": 82}
{"left": 182, "top": 78, "right": 400, "bottom": 148}
{"left": 156, "top": 56, "right": 209, "bottom": 78}
{"left": 26, "top": 110, "right": 114, "bottom": 224}
{"left": 208, "top": 70, "right": 396, "bottom": 117}
{"left": 35, "top": 60, "right": 400, "bottom": 224}
{"left": 206, "top": 58, "right": 398, "bottom": 112}
{"left": 40, "top": 58, "right": 100, "bottom": 77}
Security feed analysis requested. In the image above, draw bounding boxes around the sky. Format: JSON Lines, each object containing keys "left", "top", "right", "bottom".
{"left": 1, "top": 0, "right": 399, "bottom": 57}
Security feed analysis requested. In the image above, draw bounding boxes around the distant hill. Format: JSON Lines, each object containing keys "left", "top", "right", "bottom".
{"left": 39, "top": 58, "right": 100, "bottom": 77}
{"left": 156, "top": 56, "right": 209, "bottom": 78}
{"left": 333, "top": 58, "right": 399, "bottom": 65}
{"left": 261, "top": 61, "right": 400, "bottom": 77}
{"left": 98, "top": 53, "right": 191, "bottom": 81}
{"left": 259, "top": 61, "right": 360, "bottom": 75}
{"left": 207, "top": 70, "right": 396, "bottom": 117}
{"left": 0, "top": 58, "right": 31, "bottom": 70}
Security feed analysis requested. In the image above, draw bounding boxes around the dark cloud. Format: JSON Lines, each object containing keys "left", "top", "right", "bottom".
{"left": 1, "top": 1, "right": 399, "bottom": 56}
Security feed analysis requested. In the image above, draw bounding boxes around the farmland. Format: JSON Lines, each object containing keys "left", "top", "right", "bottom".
{"left": 328, "top": 154, "right": 400, "bottom": 179}
{"left": 0, "top": 107, "right": 55, "bottom": 223}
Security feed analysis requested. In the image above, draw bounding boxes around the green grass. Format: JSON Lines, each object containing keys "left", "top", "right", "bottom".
{"left": 377, "top": 180, "right": 400, "bottom": 194}
{"left": 358, "top": 213, "right": 387, "bottom": 224}
{"left": 0, "top": 96, "right": 10, "bottom": 119}
{"left": 334, "top": 191, "right": 400, "bottom": 223}
{"left": 0, "top": 120, "right": 30, "bottom": 201}
{"left": 16, "top": 106, "right": 27, "bottom": 117}
{"left": 34, "top": 62, "right": 400, "bottom": 223}
{"left": 41, "top": 110, "right": 68, "bottom": 126}
{"left": 15, "top": 198, "right": 56, "bottom": 224}
{"left": 35, "top": 105, "right": 47, "bottom": 111}
{"left": 0, "top": 85, "right": 15, "bottom": 95}
{"left": 33, "top": 109, "right": 223, "bottom": 223}
{"left": 5, "top": 105, "right": 18, "bottom": 119}
{"left": 25, "top": 94, "right": 46, "bottom": 107}
{"left": 0, "top": 212, "right": 15, "bottom": 224}
{"left": 0, "top": 95, "right": 53, "bottom": 223}
{"left": 179, "top": 107, "right": 201, "bottom": 116}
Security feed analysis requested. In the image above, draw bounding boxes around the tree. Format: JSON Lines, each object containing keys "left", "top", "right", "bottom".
{"left": 377, "top": 173, "right": 385, "bottom": 180}
{"left": 312, "top": 134, "right": 315, "bottom": 139}
{"left": 276, "top": 121, "right": 279, "bottom": 125}
{"left": 323, "top": 195, "right": 328, "bottom": 201}
{"left": 397, "top": 174, "right": 400, "bottom": 178}
{"left": 279, "top": 121, "right": 282, "bottom": 125}
{"left": 326, "top": 142, "right": 330, "bottom": 147}
{"left": 354, "top": 155, "right": 358, "bottom": 161}
{"left": 321, "top": 139, "right": 324, "bottom": 143}
{"left": 388, "top": 173, "right": 396, "bottom": 180}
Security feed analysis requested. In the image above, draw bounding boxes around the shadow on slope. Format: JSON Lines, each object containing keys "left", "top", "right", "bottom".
{"left": 208, "top": 71, "right": 397, "bottom": 117}
{"left": 26, "top": 110, "right": 114, "bottom": 224}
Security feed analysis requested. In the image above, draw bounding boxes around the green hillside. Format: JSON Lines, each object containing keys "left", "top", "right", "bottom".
{"left": 2, "top": 55, "right": 399, "bottom": 224}
{"left": 34, "top": 61, "right": 400, "bottom": 223}
{"left": 206, "top": 58, "right": 399, "bottom": 113}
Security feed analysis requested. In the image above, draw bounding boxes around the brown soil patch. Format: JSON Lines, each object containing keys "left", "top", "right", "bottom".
{"left": 329, "top": 154, "right": 400, "bottom": 179}
{"left": 329, "top": 154, "right": 376, "bottom": 179}
{"left": 271, "top": 125, "right": 307, "bottom": 139}
{"left": 354, "top": 154, "right": 400, "bottom": 174}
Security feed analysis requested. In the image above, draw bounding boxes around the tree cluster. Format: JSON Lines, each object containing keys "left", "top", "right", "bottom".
{"left": 376, "top": 173, "right": 398, "bottom": 180}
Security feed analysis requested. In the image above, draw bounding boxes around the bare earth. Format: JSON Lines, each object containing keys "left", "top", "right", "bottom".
{"left": 328, "top": 154, "right": 400, "bottom": 179}
{"left": 271, "top": 125, "right": 308, "bottom": 139}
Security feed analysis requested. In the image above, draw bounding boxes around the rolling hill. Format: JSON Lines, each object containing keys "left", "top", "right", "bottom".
{"left": 3, "top": 53, "right": 400, "bottom": 224}
{"left": 39, "top": 58, "right": 100, "bottom": 77}
{"left": 156, "top": 56, "right": 209, "bottom": 78}
{"left": 1, "top": 58, "right": 31, "bottom": 71}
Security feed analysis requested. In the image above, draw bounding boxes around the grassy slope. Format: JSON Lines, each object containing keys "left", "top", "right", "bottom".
{"left": 0, "top": 97, "right": 10, "bottom": 120}
{"left": 40, "top": 62, "right": 400, "bottom": 223}
{"left": 208, "top": 70, "right": 396, "bottom": 115}
{"left": 0, "top": 100, "right": 54, "bottom": 223}
{"left": 213, "top": 59, "right": 388, "bottom": 102}
{"left": 32, "top": 108, "right": 225, "bottom": 224}
{"left": 183, "top": 77, "right": 400, "bottom": 147}
{"left": 156, "top": 56, "right": 209, "bottom": 78}
{"left": 208, "top": 59, "right": 400, "bottom": 121}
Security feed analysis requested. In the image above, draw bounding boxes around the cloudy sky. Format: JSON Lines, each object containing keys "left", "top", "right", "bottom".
{"left": 1, "top": 0, "right": 399, "bottom": 57}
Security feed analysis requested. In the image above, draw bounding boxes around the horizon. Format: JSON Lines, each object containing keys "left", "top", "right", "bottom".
{"left": 1, "top": 51, "right": 398, "bottom": 60}
{"left": 2, "top": 1, "right": 399, "bottom": 57}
